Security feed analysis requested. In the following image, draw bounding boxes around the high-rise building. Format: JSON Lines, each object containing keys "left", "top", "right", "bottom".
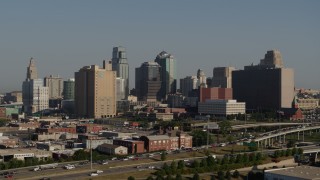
{"left": 212, "top": 67, "right": 235, "bottom": 88}
{"left": 75, "top": 61, "right": 116, "bottom": 118}
{"left": 135, "top": 62, "right": 162, "bottom": 101}
{"left": 112, "top": 46, "right": 129, "bottom": 99}
{"left": 63, "top": 78, "right": 75, "bottom": 100}
{"left": 27, "top": 57, "right": 38, "bottom": 80}
{"left": 197, "top": 69, "right": 207, "bottom": 88}
{"left": 232, "top": 50, "right": 294, "bottom": 110}
{"left": 155, "top": 51, "right": 177, "bottom": 100}
{"left": 22, "top": 58, "right": 49, "bottom": 115}
{"left": 180, "top": 76, "right": 198, "bottom": 97}
{"left": 44, "top": 75, "right": 63, "bottom": 99}
{"left": 116, "top": 77, "right": 125, "bottom": 101}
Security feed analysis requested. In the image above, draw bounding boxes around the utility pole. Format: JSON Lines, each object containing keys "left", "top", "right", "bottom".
{"left": 90, "top": 138, "right": 93, "bottom": 170}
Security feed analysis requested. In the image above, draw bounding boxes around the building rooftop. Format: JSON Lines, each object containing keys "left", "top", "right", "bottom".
{"left": 145, "top": 135, "right": 170, "bottom": 141}
{"left": 98, "top": 143, "right": 122, "bottom": 149}
{"left": 265, "top": 166, "right": 320, "bottom": 180}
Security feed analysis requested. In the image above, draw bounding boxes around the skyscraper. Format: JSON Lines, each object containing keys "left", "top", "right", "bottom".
{"left": 63, "top": 78, "right": 75, "bottom": 100}
{"left": 180, "top": 76, "right": 198, "bottom": 97}
{"left": 112, "top": 46, "right": 129, "bottom": 99}
{"left": 22, "top": 58, "right": 49, "bottom": 115}
{"left": 135, "top": 62, "right": 162, "bottom": 101}
{"left": 212, "top": 67, "right": 235, "bottom": 88}
{"left": 75, "top": 61, "right": 116, "bottom": 118}
{"left": 154, "top": 51, "right": 177, "bottom": 100}
{"left": 197, "top": 69, "right": 207, "bottom": 88}
{"left": 44, "top": 75, "right": 63, "bottom": 99}
{"left": 232, "top": 50, "right": 294, "bottom": 110}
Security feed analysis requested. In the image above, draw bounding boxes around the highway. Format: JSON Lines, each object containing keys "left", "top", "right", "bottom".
{"left": 4, "top": 145, "right": 320, "bottom": 180}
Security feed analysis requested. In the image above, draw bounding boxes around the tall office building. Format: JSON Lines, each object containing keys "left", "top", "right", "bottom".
{"left": 22, "top": 58, "right": 49, "bottom": 115}
{"left": 75, "top": 61, "right": 116, "bottom": 118}
{"left": 135, "top": 62, "right": 162, "bottom": 101}
{"left": 44, "top": 75, "right": 63, "bottom": 99}
{"left": 63, "top": 78, "right": 75, "bottom": 100}
{"left": 197, "top": 69, "right": 207, "bottom": 88}
{"left": 155, "top": 51, "right": 177, "bottom": 100}
{"left": 116, "top": 77, "right": 125, "bottom": 101}
{"left": 112, "top": 46, "right": 129, "bottom": 99}
{"left": 212, "top": 67, "right": 235, "bottom": 88}
{"left": 232, "top": 50, "right": 294, "bottom": 110}
{"left": 180, "top": 76, "right": 198, "bottom": 97}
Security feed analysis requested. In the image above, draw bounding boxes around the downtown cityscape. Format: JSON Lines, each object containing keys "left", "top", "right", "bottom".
{"left": 0, "top": 1, "right": 320, "bottom": 180}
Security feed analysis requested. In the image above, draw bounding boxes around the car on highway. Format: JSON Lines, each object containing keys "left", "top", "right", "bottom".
{"left": 148, "top": 166, "right": 155, "bottom": 169}
{"left": 122, "top": 158, "right": 129, "bottom": 161}
{"left": 100, "top": 160, "right": 108, "bottom": 165}
{"left": 96, "top": 170, "right": 103, "bottom": 174}
{"left": 64, "top": 164, "right": 75, "bottom": 170}
{"left": 111, "top": 157, "right": 118, "bottom": 161}
{"left": 90, "top": 173, "right": 99, "bottom": 176}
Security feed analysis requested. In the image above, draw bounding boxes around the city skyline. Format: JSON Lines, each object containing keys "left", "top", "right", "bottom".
{"left": 0, "top": 1, "right": 319, "bottom": 93}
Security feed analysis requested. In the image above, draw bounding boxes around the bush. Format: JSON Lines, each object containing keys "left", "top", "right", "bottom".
{"left": 128, "top": 176, "right": 135, "bottom": 180}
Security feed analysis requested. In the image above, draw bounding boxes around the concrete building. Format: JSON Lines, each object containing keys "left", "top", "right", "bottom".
{"left": 75, "top": 61, "right": 116, "bottom": 118}
{"left": 197, "top": 69, "right": 207, "bottom": 88}
{"left": 113, "top": 139, "right": 144, "bottom": 154}
{"left": 97, "top": 144, "right": 128, "bottom": 155}
{"left": 85, "top": 139, "right": 113, "bottom": 149}
{"left": 212, "top": 67, "right": 235, "bottom": 88}
{"left": 22, "top": 58, "right": 49, "bottom": 115}
{"left": 180, "top": 76, "right": 198, "bottom": 97}
{"left": 63, "top": 78, "right": 75, "bottom": 100}
{"left": 167, "top": 93, "right": 185, "bottom": 108}
{"left": 36, "top": 142, "right": 65, "bottom": 151}
{"left": 198, "top": 99, "right": 246, "bottom": 116}
{"left": 155, "top": 51, "right": 177, "bottom": 100}
{"left": 264, "top": 166, "right": 320, "bottom": 180}
{"left": 44, "top": 75, "right": 63, "bottom": 99}
{"left": 0, "top": 149, "right": 52, "bottom": 162}
{"left": 135, "top": 62, "right": 162, "bottom": 101}
{"left": 232, "top": 50, "right": 294, "bottom": 110}
{"left": 112, "top": 46, "right": 129, "bottom": 99}
{"left": 3, "top": 91, "right": 22, "bottom": 103}
{"left": 200, "top": 87, "right": 233, "bottom": 103}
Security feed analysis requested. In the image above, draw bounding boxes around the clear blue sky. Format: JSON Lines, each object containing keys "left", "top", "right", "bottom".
{"left": 0, "top": 0, "right": 319, "bottom": 93}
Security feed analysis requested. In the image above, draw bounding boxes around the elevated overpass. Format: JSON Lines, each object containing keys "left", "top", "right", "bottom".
{"left": 253, "top": 126, "right": 320, "bottom": 147}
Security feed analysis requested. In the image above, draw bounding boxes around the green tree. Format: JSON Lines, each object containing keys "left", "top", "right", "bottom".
{"left": 218, "top": 171, "right": 225, "bottom": 180}
{"left": 211, "top": 175, "right": 216, "bottom": 180}
{"left": 128, "top": 176, "right": 135, "bottom": 180}
{"left": 256, "top": 152, "right": 262, "bottom": 161}
{"left": 73, "top": 149, "right": 89, "bottom": 160}
{"left": 192, "top": 160, "right": 200, "bottom": 168}
{"left": 147, "top": 176, "right": 154, "bottom": 180}
{"left": 232, "top": 170, "right": 240, "bottom": 178}
{"left": 207, "top": 156, "right": 216, "bottom": 166}
{"left": 200, "top": 158, "right": 207, "bottom": 167}
{"left": 298, "top": 148, "right": 303, "bottom": 155}
{"left": 273, "top": 150, "right": 280, "bottom": 158}
{"left": 286, "top": 140, "right": 296, "bottom": 148}
{"left": 286, "top": 149, "right": 292, "bottom": 157}
{"left": 177, "top": 160, "right": 185, "bottom": 169}
{"left": 170, "top": 161, "right": 177, "bottom": 174}
{"left": 166, "top": 174, "right": 173, "bottom": 180}
{"left": 192, "top": 173, "right": 200, "bottom": 180}
{"left": 156, "top": 174, "right": 164, "bottom": 180}
{"left": 218, "top": 121, "right": 232, "bottom": 136}
{"left": 242, "top": 153, "right": 249, "bottom": 163}
{"left": 175, "top": 173, "right": 182, "bottom": 180}
{"left": 161, "top": 151, "right": 167, "bottom": 161}
{"left": 0, "top": 119, "right": 9, "bottom": 127}
{"left": 225, "top": 171, "right": 231, "bottom": 180}
{"left": 191, "top": 130, "right": 214, "bottom": 147}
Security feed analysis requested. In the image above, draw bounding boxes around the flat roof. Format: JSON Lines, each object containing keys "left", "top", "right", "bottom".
{"left": 265, "top": 166, "right": 320, "bottom": 180}
{"left": 0, "top": 148, "right": 51, "bottom": 156}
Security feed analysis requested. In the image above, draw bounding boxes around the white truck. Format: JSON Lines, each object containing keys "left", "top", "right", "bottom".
{"left": 33, "top": 163, "right": 58, "bottom": 171}
{"left": 64, "top": 164, "right": 75, "bottom": 170}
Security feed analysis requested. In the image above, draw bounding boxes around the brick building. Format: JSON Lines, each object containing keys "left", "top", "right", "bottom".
{"left": 76, "top": 124, "right": 103, "bottom": 134}
{"left": 200, "top": 87, "right": 233, "bottom": 102}
{"left": 36, "top": 127, "right": 76, "bottom": 134}
{"left": 113, "top": 139, "right": 144, "bottom": 154}
{"left": 140, "top": 135, "right": 171, "bottom": 152}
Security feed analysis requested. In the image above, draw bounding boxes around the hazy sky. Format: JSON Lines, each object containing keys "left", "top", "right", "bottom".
{"left": 0, "top": 1, "right": 319, "bottom": 93}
